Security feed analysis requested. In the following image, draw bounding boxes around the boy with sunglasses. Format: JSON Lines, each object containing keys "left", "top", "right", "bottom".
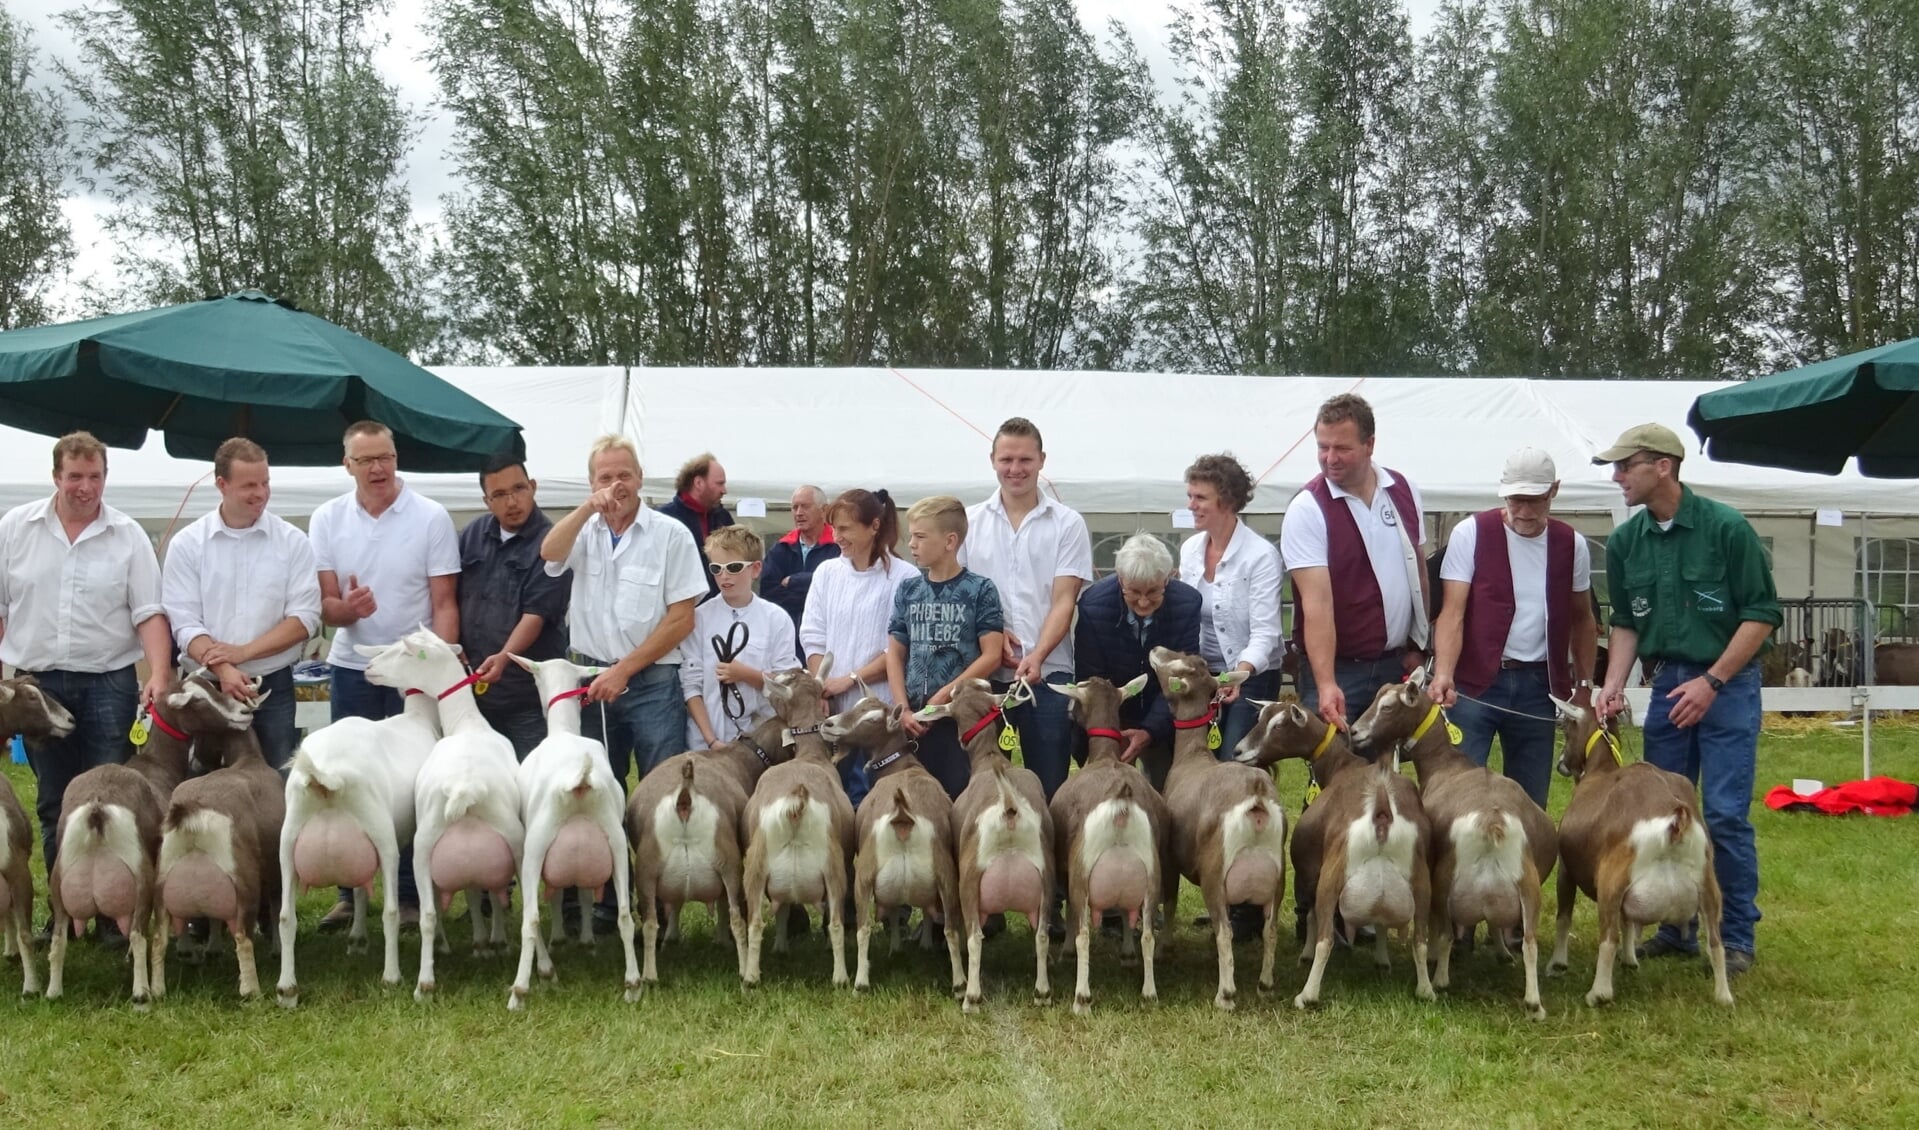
{"left": 678, "top": 526, "right": 796, "bottom": 749}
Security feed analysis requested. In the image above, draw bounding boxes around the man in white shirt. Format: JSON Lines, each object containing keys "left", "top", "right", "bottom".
{"left": 958, "top": 417, "right": 1094, "bottom": 803}
{"left": 1282, "top": 393, "right": 1432, "bottom": 729}
{"left": 0, "top": 430, "right": 173, "bottom": 912}
{"left": 161, "top": 438, "right": 322, "bottom": 772}
{"left": 308, "top": 420, "right": 461, "bottom": 929}
{"left": 1428, "top": 448, "right": 1597, "bottom": 808}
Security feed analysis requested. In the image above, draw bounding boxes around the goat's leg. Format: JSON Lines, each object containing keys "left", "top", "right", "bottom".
{"left": 128, "top": 894, "right": 154, "bottom": 1011}
{"left": 1295, "top": 866, "right": 1344, "bottom": 1010}
{"left": 853, "top": 871, "right": 875, "bottom": 993}
{"left": 937, "top": 857, "right": 966, "bottom": 1000}
{"left": 275, "top": 825, "right": 301, "bottom": 1008}
{"left": 1701, "top": 871, "right": 1734, "bottom": 1008}
{"left": 235, "top": 913, "right": 261, "bottom": 1000}
{"left": 415, "top": 830, "right": 441, "bottom": 1000}
{"left": 1548, "top": 866, "right": 1576, "bottom": 975}
{"left": 13, "top": 897, "right": 40, "bottom": 996}
{"left": 373, "top": 828, "right": 404, "bottom": 985}
{"left": 1201, "top": 870, "right": 1235, "bottom": 1012}
{"left": 662, "top": 901, "right": 680, "bottom": 944}
{"left": 346, "top": 884, "right": 369, "bottom": 955}
{"left": 575, "top": 886, "right": 595, "bottom": 948}
{"left": 605, "top": 811, "right": 640, "bottom": 1003}
{"left": 44, "top": 892, "right": 69, "bottom": 1000}
{"left": 1519, "top": 873, "right": 1545, "bottom": 1020}
{"left": 466, "top": 886, "right": 489, "bottom": 957}
{"left": 1032, "top": 872, "right": 1052, "bottom": 1005}
{"left": 826, "top": 858, "right": 850, "bottom": 989}
{"left": 1431, "top": 898, "right": 1456, "bottom": 990}
{"left": 1619, "top": 914, "right": 1640, "bottom": 969}
{"left": 638, "top": 873, "right": 662, "bottom": 987}
{"left": 961, "top": 880, "right": 985, "bottom": 1014}
{"left": 740, "top": 845, "right": 768, "bottom": 988}
{"left": 1139, "top": 884, "right": 1158, "bottom": 1004}
{"left": 509, "top": 854, "right": 545, "bottom": 1011}
{"left": 1585, "top": 869, "right": 1626, "bottom": 1007}
{"left": 1257, "top": 887, "right": 1279, "bottom": 995}
{"left": 1411, "top": 861, "right": 1435, "bottom": 1002}
{"left": 151, "top": 909, "right": 174, "bottom": 1002}
{"left": 1071, "top": 875, "right": 1094, "bottom": 1015}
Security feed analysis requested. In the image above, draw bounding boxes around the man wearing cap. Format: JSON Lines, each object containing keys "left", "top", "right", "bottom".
{"left": 1593, "top": 423, "right": 1777, "bottom": 978}
{"left": 1428, "top": 448, "right": 1597, "bottom": 808}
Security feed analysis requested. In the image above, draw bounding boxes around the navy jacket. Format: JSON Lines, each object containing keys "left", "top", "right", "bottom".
{"left": 657, "top": 493, "right": 735, "bottom": 596}
{"left": 1073, "top": 574, "right": 1202, "bottom": 744}
{"left": 761, "top": 528, "right": 842, "bottom": 628}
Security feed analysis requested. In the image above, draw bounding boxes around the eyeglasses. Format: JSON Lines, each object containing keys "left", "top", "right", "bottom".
{"left": 485, "top": 482, "right": 531, "bottom": 504}
{"left": 708, "top": 561, "right": 751, "bottom": 576}
{"left": 349, "top": 453, "right": 397, "bottom": 469}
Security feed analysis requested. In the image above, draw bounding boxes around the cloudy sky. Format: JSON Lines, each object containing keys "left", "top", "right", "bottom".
{"left": 10, "top": 0, "right": 1442, "bottom": 309}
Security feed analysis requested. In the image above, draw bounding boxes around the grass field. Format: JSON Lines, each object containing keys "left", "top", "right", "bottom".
{"left": 2, "top": 721, "right": 1916, "bottom": 1129}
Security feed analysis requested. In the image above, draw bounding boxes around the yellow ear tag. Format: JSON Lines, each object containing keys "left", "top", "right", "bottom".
{"left": 1304, "top": 780, "right": 1322, "bottom": 806}
{"left": 1446, "top": 720, "right": 1463, "bottom": 745}
{"left": 998, "top": 724, "right": 1021, "bottom": 756}
{"left": 1206, "top": 720, "right": 1223, "bottom": 751}
{"left": 129, "top": 716, "right": 150, "bottom": 747}
{"left": 474, "top": 681, "right": 489, "bottom": 696}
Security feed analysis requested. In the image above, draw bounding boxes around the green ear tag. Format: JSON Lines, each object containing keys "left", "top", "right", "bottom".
{"left": 1446, "top": 720, "right": 1463, "bottom": 745}
{"left": 1206, "top": 720, "right": 1223, "bottom": 751}
{"left": 999, "top": 724, "right": 1022, "bottom": 756}
{"left": 129, "top": 716, "right": 150, "bottom": 747}
{"left": 1304, "top": 780, "right": 1322, "bottom": 806}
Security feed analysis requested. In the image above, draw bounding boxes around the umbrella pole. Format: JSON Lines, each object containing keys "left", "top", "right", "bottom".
{"left": 1860, "top": 510, "right": 1872, "bottom": 780}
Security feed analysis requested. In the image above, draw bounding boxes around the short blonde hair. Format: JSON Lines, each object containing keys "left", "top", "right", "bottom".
{"left": 905, "top": 495, "right": 968, "bottom": 543}
{"left": 52, "top": 431, "right": 108, "bottom": 476}
{"left": 587, "top": 434, "right": 641, "bottom": 479}
{"left": 342, "top": 420, "right": 392, "bottom": 448}
{"left": 705, "top": 525, "right": 764, "bottom": 563}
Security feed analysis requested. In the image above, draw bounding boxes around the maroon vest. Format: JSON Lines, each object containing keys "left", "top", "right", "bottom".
{"left": 1290, "top": 468, "right": 1420, "bottom": 661}
{"left": 1454, "top": 509, "right": 1575, "bottom": 699}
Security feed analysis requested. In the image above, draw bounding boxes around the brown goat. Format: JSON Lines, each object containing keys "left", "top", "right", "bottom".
{"left": 46, "top": 673, "right": 256, "bottom": 1005}
{"left": 1146, "top": 648, "right": 1287, "bottom": 1011}
{"left": 0, "top": 676, "right": 77, "bottom": 995}
{"left": 1234, "top": 696, "right": 1435, "bottom": 1009}
{"left": 1047, "top": 675, "right": 1177, "bottom": 1014}
{"left": 1547, "top": 698, "right": 1733, "bottom": 1008}
{"left": 921, "top": 678, "right": 1056, "bottom": 1012}
{"left": 154, "top": 682, "right": 283, "bottom": 999}
{"left": 1350, "top": 677, "right": 1557, "bottom": 1019}
{"left": 821, "top": 696, "right": 965, "bottom": 997}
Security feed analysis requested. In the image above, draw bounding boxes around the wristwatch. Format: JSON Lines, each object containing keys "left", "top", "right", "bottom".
{"left": 1575, "top": 679, "right": 1593, "bottom": 689}
{"left": 1703, "top": 673, "right": 1725, "bottom": 693}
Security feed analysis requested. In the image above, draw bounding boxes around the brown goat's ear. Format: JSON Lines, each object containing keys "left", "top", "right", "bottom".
{"left": 887, "top": 702, "right": 907, "bottom": 726}
{"left": 1119, "top": 674, "right": 1150, "bottom": 701}
{"left": 0, "top": 683, "right": 13, "bottom": 704}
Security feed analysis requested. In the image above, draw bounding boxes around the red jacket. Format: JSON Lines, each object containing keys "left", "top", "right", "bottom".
{"left": 1764, "top": 777, "right": 1916, "bottom": 816}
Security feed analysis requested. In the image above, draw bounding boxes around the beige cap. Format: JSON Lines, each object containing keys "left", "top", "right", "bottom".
{"left": 1499, "top": 447, "right": 1558, "bottom": 497}
{"left": 1592, "top": 422, "right": 1686, "bottom": 464}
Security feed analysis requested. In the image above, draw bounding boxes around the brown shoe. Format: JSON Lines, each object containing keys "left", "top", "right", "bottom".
{"left": 317, "top": 899, "right": 356, "bottom": 933}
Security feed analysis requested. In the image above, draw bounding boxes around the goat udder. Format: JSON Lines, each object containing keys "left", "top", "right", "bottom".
{"left": 61, "top": 856, "right": 138, "bottom": 923}
{"left": 977, "top": 857, "right": 1044, "bottom": 918}
{"left": 292, "top": 812, "right": 379, "bottom": 889}
{"left": 1223, "top": 851, "right": 1280, "bottom": 906}
{"left": 1086, "top": 853, "right": 1151, "bottom": 914}
{"left": 162, "top": 856, "right": 241, "bottom": 921}
{"left": 429, "top": 817, "right": 516, "bottom": 894}
{"left": 541, "top": 819, "right": 614, "bottom": 891}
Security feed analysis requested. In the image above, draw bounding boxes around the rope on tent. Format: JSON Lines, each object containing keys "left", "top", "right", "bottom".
{"left": 885, "top": 365, "right": 1062, "bottom": 500}
{"left": 1251, "top": 376, "right": 1369, "bottom": 487}
{"left": 159, "top": 469, "right": 214, "bottom": 556}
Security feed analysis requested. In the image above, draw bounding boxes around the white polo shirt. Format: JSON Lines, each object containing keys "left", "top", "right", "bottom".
{"left": 0, "top": 497, "right": 165, "bottom": 673}
{"left": 547, "top": 504, "right": 706, "bottom": 666}
{"left": 1440, "top": 517, "right": 1592, "bottom": 662}
{"left": 1281, "top": 468, "right": 1428, "bottom": 651}
{"left": 1178, "top": 518, "right": 1284, "bottom": 674}
{"left": 958, "top": 491, "right": 1094, "bottom": 680}
{"left": 162, "top": 508, "right": 323, "bottom": 675}
{"left": 677, "top": 593, "right": 798, "bottom": 748}
{"left": 309, "top": 484, "right": 460, "bottom": 669}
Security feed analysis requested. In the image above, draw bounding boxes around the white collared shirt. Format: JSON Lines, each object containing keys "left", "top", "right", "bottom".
{"left": 1179, "top": 518, "right": 1284, "bottom": 674}
{"left": 0, "top": 497, "right": 165, "bottom": 673}
{"left": 958, "top": 491, "right": 1094, "bottom": 679}
{"left": 162, "top": 508, "right": 323, "bottom": 675}
{"left": 309, "top": 484, "right": 460, "bottom": 669}
{"left": 1282, "top": 468, "right": 1428, "bottom": 650}
{"left": 1440, "top": 516, "right": 1592, "bottom": 662}
{"left": 798, "top": 553, "right": 920, "bottom": 713}
{"left": 547, "top": 505, "right": 706, "bottom": 665}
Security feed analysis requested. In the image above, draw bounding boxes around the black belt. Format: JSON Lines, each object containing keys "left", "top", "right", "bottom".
{"left": 1499, "top": 659, "right": 1548, "bottom": 670}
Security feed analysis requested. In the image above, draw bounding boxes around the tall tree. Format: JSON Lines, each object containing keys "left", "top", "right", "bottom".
{"left": 0, "top": 12, "right": 72, "bottom": 329}
{"left": 61, "top": 0, "right": 433, "bottom": 353}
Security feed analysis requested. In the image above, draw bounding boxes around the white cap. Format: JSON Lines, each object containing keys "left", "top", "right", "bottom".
{"left": 1499, "top": 447, "right": 1558, "bottom": 498}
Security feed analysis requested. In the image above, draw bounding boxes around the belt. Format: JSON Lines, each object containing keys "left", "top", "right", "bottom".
{"left": 1499, "top": 659, "right": 1548, "bottom": 670}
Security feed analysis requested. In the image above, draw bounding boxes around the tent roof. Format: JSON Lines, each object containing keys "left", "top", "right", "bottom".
{"left": 0, "top": 367, "right": 1911, "bottom": 523}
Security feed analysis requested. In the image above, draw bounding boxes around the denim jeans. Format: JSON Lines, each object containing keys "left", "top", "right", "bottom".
{"left": 1642, "top": 660, "right": 1762, "bottom": 956}
{"left": 1449, "top": 666, "right": 1557, "bottom": 808}
{"left": 330, "top": 665, "right": 417, "bottom": 908}
{"left": 1297, "top": 653, "right": 1406, "bottom": 732}
{"left": 913, "top": 717, "right": 971, "bottom": 801}
{"left": 994, "top": 671, "right": 1075, "bottom": 802}
{"left": 578, "top": 660, "right": 686, "bottom": 790}
{"left": 838, "top": 749, "right": 871, "bottom": 809}
{"left": 478, "top": 696, "right": 549, "bottom": 761}
{"left": 21, "top": 666, "right": 137, "bottom": 873}
{"left": 252, "top": 666, "right": 298, "bottom": 773}
{"left": 1217, "top": 669, "right": 1280, "bottom": 763}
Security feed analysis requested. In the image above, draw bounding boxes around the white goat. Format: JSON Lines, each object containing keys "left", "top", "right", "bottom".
{"left": 507, "top": 655, "right": 639, "bottom": 1010}
{"left": 361, "top": 628, "right": 525, "bottom": 1001}
{"left": 276, "top": 644, "right": 442, "bottom": 1007}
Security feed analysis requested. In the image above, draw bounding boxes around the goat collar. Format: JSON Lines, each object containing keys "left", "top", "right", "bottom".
{"left": 438, "top": 672, "right": 483, "bottom": 701}
{"left": 782, "top": 723, "right": 827, "bottom": 747}
{"left": 869, "top": 742, "right": 916, "bottom": 774}
{"left": 960, "top": 706, "right": 1003, "bottom": 745}
{"left": 738, "top": 732, "right": 772, "bottom": 765}
{"left": 1172, "top": 702, "right": 1218, "bottom": 731}
{"left": 148, "top": 708, "right": 189, "bottom": 743}
{"left": 1308, "top": 722, "right": 1338, "bottom": 762}
{"left": 1585, "top": 726, "right": 1621, "bottom": 760}
{"left": 547, "top": 687, "right": 591, "bottom": 710}
{"left": 1084, "top": 727, "right": 1124, "bottom": 744}
{"left": 1407, "top": 703, "right": 1444, "bottom": 745}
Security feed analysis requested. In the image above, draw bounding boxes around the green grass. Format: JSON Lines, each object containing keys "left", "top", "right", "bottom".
{"left": 3, "top": 723, "right": 1916, "bottom": 1129}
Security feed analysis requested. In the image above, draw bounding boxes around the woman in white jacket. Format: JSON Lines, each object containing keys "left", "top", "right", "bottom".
{"left": 1177, "top": 453, "right": 1284, "bottom": 760}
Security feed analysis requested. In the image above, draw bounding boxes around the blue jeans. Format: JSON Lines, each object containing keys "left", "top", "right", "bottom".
{"left": 1298, "top": 653, "right": 1406, "bottom": 730}
{"left": 838, "top": 749, "right": 871, "bottom": 809}
{"left": 913, "top": 717, "right": 971, "bottom": 801}
{"left": 21, "top": 666, "right": 137, "bottom": 874}
{"left": 995, "top": 671, "right": 1074, "bottom": 802}
{"left": 579, "top": 660, "right": 686, "bottom": 790}
{"left": 1217, "top": 669, "right": 1280, "bottom": 763}
{"left": 252, "top": 666, "right": 297, "bottom": 773}
{"left": 1449, "top": 666, "right": 1556, "bottom": 808}
{"left": 1642, "top": 660, "right": 1762, "bottom": 956}
{"left": 478, "top": 696, "right": 549, "bottom": 761}
{"left": 329, "top": 666, "right": 418, "bottom": 908}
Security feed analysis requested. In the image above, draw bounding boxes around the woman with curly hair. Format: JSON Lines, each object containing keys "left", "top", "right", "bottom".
{"left": 1177, "top": 453, "right": 1284, "bottom": 758}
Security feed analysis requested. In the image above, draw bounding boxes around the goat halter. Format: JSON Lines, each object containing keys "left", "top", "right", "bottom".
{"left": 1084, "top": 727, "right": 1125, "bottom": 744}
{"left": 960, "top": 706, "right": 1004, "bottom": 745}
{"left": 547, "top": 686, "right": 591, "bottom": 710}
{"left": 1308, "top": 722, "right": 1338, "bottom": 762}
{"left": 438, "top": 671, "right": 485, "bottom": 701}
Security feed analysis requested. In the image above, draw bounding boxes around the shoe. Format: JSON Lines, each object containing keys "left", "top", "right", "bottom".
{"left": 1228, "top": 905, "right": 1265, "bottom": 945}
{"left": 317, "top": 899, "right": 355, "bottom": 933}
{"left": 397, "top": 905, "right": 421, "bottom": 933}
{"left": 982, "top": 912, "right": 1007, "bottom": 940}
{"left": 784, "top": 904, "right": 811, "bottom": 935}
{"left": 1637, "top": 934, "right": 1697, "bottom": 960}
{"left": 1724, "top": 949, "right": 1755, "bottom": 977}
{"left": 187, "top": 917, "right": 211, "bottom": 944}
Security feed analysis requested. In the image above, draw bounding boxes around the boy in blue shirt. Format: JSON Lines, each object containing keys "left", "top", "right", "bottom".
{"left": 888, "top": 496, "right": 1004, "bottom": 799}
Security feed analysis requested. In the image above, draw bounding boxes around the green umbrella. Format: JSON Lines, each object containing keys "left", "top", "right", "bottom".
{"left": 1688, "top": 337, "right": 1919, "bottom": 477}
{"left": 0, "top": 290, "right": 522, "bottom": 471}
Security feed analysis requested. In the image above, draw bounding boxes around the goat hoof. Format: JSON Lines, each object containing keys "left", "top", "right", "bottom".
{"left": 537, "top": 966, "right": 557, "bottom": 982}
{"left": 508, "top": 991, "right": 526, "bottom": 1012}
{"left": 131, "top": 994, "right": 150, "bottom": 1013}
{"left": 951, "top": 982, "right": 966, "bottom": 1001}
{"left": 415, "top": 982, "right": 435, "bottom": 1001}
{"left": 276, "top": 987, "right": 298, "bottom": 1009}
{"left": 623, "top": 981, "right": 642, "bottom": 1003}
{"left": 1415, "top": 985, "right": 1436, "bottom": 1002}
{"left": 962, "top": 995, "right": 981, "bottom": 1014}
{"left": 1527, "top": 1001, "right": 1547, "bottom": 1021}
{"left": 1033, "top": 990, "right": 1050, "bottom": 1006}
{"left": 1584, "top": 991, "right": 1611, "bottom": 1008}
{"left": 1073, "top": 993, "right": 1092, "bottom": 1015}
{"left": 1214, "top": 992, "right": 1236, "bottom": 1012}
{"left": 1546, "top": 962, "right": 1567, "bottom": 977}
{"left": 345, "top": 940, "right": 368, "bottom": 955}
{"left": 853, "top": 981, "right": 868, "bottom": 994}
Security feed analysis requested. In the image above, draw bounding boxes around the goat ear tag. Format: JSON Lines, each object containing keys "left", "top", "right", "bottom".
{"left": 1446, "top": 720, "right": 1463, "bottom": 745}
{"left": 1206, "top": 720, "right": 1222, "bottom": 750}
{"left": 473, "top": 681, "right": 489, "bottom": 696}
{"left": 1304, "top": 781, "right": 1322, "bottom": 806}
{"left": 998, "top": 724, "right": 1021, "bottom": 755}
{"left": 129, "top": 716, "right": 150, "bottom": 747}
